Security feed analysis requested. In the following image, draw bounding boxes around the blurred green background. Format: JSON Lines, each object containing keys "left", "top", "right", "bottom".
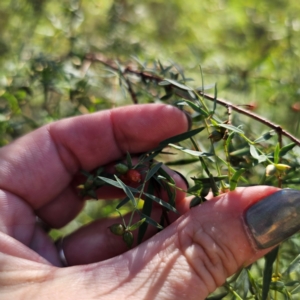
{"left": 1, "top": 0, "right": 300, "bottom": 143}
{"left": 1, "top": 0, "right": 300, "bottom": 298}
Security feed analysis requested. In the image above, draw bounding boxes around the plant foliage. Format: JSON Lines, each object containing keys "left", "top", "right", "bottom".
{"left": 1, "top": 1, "right": 300, "bottom": 299}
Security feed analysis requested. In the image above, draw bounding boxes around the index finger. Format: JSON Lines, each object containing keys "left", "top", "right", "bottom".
{"left": 0, "top": 104, "right": 189, "bottom": 209}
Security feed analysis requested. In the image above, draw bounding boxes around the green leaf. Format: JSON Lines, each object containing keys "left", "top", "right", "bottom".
{"left": 139, "top": 151, "right": 161, "bottom": 164}
{"left": 205, "top": 292, "right": 228, "bottom": 300}
{"left": 142, "top": 191, "right": 179, "bottom": 214}
{"left": 262, "top": 246, "right": 279, "bottom": 300}
{"left": 254, "top": 130, "right": 276, "bottom": 143}
{"left": 291, "top": 283, "right": 300, "bottom": 295}
{"left": 98, "top": 176, "right": 123, "bottom": 189}
{"left": 126, "top": 152, "right": 133, "bottom": 168}
{"left": 157, "top": 167, "right": 176, "bottom": 207}
{"left": 249, "top": 144, "right": 268, "bottom": 163}
{"left": 229, "top": 147, "right": 249, "bottom": 156}
{"left": 195, "top": 83, "right": 216, "bottom": 91}
{"left": 282, "top": 254, "right": 300, "bottom": 276}
{"left": 116, "top": 196, "right": 130, "bottom": 209}
{"left": 114, "top": 176, "right": 137, "bottom": 207}
{"left": 159, "top": 127, "right": 205, "bottom": 147}
{"left": 218, "top": 123, "right": 244, "bottom": 134}
{"left": 230, "top": 168, "right": 246, "bottom": 191}
{"left": 128, "top": 218, "right": 146, "bottom": 231}
{"left": 165, "top": 158, "right": 199, "bottom": 166}
{"left": 160, "top": 93, "right": 173, "bottom": 101}
{"left": 274, "top": 143, "right": 280, "bottom": 164}
{"left": 158, "top": 78, "right": 192, "bottom": 91}
{"left": 187, "top": 183, "right": 202, "bottom": 194}
{"left": 145, "top": 162, "right": 163, "bottom": 182}
{"left": 168, "top": 143, "right": 212, "bottom": 157}
{"left": 189, "top": 196, "right": 203, "bottom": 208}
{"left": 138, "top": 181, "right": 154, "bottom": 244}
{"left": 279, "top": 143, "right": 296, "bottom": 157}
{"left": 182, "top": 100, "right": 210, "bottom": 117}
{"left": 138, "top": 211, "right": 163, "bottom": 230}
{"left": 191, "top": 175, "right": 228, "bottom": 183}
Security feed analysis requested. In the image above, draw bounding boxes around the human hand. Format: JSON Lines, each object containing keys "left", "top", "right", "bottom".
{"left": 1, "top": 103, "right": 300, "bottom": 299}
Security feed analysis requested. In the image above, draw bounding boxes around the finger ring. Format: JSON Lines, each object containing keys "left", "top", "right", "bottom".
{"left": 55, "top": 237, "right": 69, "bottom": 267}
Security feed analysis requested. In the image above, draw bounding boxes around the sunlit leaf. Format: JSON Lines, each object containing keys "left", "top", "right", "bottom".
{"left": 128, "top": 218, "right": 146, "bottom": 231}
{"left": 218, "top": 123, "right": 244, "bottom": 134}
{"left": 158, "top": 78, "right": 192, "bottom": 91}
{"left": 168, "top": 143, "right": 212, "bottom": 157}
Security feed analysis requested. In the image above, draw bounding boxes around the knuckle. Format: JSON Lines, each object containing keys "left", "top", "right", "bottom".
{"left": 177, "top": 219, "right": 238, "bottom": 293}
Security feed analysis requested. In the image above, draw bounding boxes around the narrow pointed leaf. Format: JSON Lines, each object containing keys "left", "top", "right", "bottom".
{"left": 206, "top": 292, "right": 229, "bottom": 300}
{"left": 145, "top": 162, "right": 163, "bottom": 182}
{"left": 230, "top": 168, "right": 246, "bottom": 191}
{"left": 230, "top": 147, "right": 249, "bottom": 156}
{"left": 165, "top": 158, "right": 199, "bottom": 166}
{"left": 218, "top": 124, "right": 244, "bottom": 134}
{"left": 142, "top": 191, "right": 178, "bottom": 214}
{"left": 116, "top": 196, "right": 130, "bottom": 209}
{"left": 262, "top": 246, "right": 279, "bottom": 300}
{"left": 168, "top": 143, "right": 212, "bottom": 157}
{"left": 291, "top": 284, "right": 300, "bottom": 295}
{"left": 114, "top": 176, "right": 137, "bottom": 207}
{"left": 98, "top": 176, "right": 123, "bottom": 188}
{"left": 191, "top": 175, "right": 228, "bottom": 183}
{"left": 157, "top": 167, "right": 176, "bottom": 207}
{"left": 126, "top": 151, "right": 133, "bottom": 168}
{"left": 138, "top": 211, "right": 163, "bottom": 230}
{"left": 128, "top": 218, "right": 146, "bottom": 231}
{"left": 183, "top": 99, "right": 210, "bottom": 117}
{"left": 254, "top": 130, "right": 276, "bottom": 143}
{"left": 279, "top": 142, "right": 296, "bottom": 157}
{"left": 159, "top": 127, "right": 205, "bottom": 147}
{"left": 274, "top": 143, "right": 280, "bottom": 164}
{"left": 282, "top": 254, "right": 300, "bottom": 276}
{"left": 138, "top": 182, "right": 154, "bottom": 243}
{"left": 158, "top": 79, "right": 192, "bottom": 91}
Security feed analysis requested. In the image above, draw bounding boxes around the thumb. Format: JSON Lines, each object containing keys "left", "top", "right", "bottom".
{"left": 56, "top": 186, "right": 300, "bottom": 299}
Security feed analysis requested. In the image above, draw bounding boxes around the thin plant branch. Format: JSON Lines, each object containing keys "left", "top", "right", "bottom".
{"left": 85, "top": 53, "right": 300, "bottom": 147}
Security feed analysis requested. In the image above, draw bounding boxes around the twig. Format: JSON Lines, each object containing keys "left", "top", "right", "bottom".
{"left": 84, "top": 53, "right": 300, "bottom": 147}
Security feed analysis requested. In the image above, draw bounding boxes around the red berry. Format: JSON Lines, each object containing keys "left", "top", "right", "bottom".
{"left": 126, "top": 169, "right": 142, "bottom": 183}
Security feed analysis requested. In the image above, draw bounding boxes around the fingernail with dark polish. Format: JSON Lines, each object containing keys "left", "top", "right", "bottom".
{"left": 174, "top": 170, "right": 189, "bottom": 189}
{"left": 182, "top": 110, "right": 193, "bottom": 131}
{"left": 245, "top": 189, "right": 300, "bottom": 249}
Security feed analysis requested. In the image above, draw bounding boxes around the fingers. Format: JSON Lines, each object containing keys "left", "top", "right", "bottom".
{"left": 56, "top": 186, "right": 287, "bottom": 299}
{"left": 53, "top": 177, "right": 190, "bottom": 266}
{"left": 0, "top": 104, "right": 189, "bottom": 210}
{"left": 35, "top": 164, "right": 188, "bottom": 229}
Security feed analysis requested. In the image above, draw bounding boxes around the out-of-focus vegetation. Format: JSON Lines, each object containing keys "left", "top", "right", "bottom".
{"left": 2, "top": 0, "right": 300, "bottom": 142}
{"left": 1, "top": 0, "right": 300, "bottom": 299}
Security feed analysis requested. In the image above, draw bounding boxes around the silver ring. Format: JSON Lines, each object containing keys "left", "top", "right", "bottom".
{"left": 55, "top": 237, "right": 69, "bottom": 267}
